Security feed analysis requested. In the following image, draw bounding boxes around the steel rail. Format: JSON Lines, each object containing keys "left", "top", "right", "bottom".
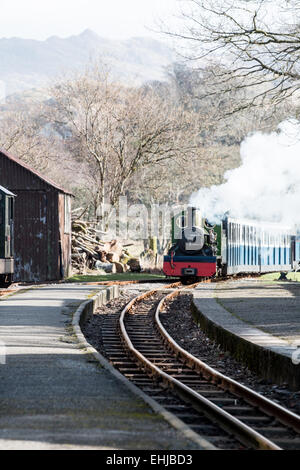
{"left": 119, "top": 286, "right": 282, "bottom": 450}
{"left": 155, "top": 289, "right": 300, "bottom": 435}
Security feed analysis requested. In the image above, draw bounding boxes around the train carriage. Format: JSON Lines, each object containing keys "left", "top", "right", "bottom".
{"left": 223, "top": 217, "right": 293, "bottom": 276}
{"left": 0, "top": 185, "right": 15, "bottom": 287}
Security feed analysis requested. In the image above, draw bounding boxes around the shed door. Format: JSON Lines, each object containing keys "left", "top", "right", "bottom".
{"left": 14, "top": 192, "right": 50, "bottom": 282}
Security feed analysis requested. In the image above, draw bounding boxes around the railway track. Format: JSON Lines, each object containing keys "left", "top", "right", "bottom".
{"left": 100, "top": 282, "right": 300, "bottom": 450}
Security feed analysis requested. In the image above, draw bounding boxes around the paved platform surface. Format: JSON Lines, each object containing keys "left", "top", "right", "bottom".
{"left": 0, "top": 285, "right": 198, "bottom": 450}
{"left": 218, "top": 280, "right": 300, "bottom": 341}
{"left": 193, "top": 280, "right": 300, "bottom": 388}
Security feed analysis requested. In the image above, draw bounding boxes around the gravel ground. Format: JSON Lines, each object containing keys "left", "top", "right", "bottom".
{"left": 82, "top": 286, "right": 300, "bottom": 417}
{"left": 82, "top": 283, "right": 172, "bottom": 356}
{"left": 161, "top": 294, "right": 300, "bottom": 416}
{"left": 82, "top": 290, "right": 137, "bottom": 358}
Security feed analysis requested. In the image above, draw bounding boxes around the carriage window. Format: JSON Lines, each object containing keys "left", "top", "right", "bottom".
{"left": 265, "top": 231, "right": 268, "bottom": 246}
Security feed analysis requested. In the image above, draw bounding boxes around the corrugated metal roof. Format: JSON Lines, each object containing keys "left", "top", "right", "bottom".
{"left": 0, "top": 184, "right": 16, "bottom": 197}
{"left": 0, "top": 148, "right": 73, "bottom": 196}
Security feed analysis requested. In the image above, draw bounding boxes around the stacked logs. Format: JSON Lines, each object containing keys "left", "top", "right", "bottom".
{"left": 71, "top": 219, "right": 141, "bottom": 274}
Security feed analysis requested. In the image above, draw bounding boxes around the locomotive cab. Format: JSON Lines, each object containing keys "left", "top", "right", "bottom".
{"left": 163, "top": 207, "right": 218, "bottom": 283}
{"left": 0, "top": 185, "right": 16, "bottom": 287}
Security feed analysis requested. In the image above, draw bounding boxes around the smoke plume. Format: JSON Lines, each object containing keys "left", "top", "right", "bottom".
{"left": 190, "top": 119, "right": 300, "bottom": 228}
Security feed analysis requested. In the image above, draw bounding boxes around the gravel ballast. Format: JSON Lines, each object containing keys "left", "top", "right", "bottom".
{"left": 161, "top": 294, "right": 300, "bottom": 416}
{"left": 83, "top": 286, "right": 300, "bottom": 417}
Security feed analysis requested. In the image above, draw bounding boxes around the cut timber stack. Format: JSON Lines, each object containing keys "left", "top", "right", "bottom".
{"left": 71, "top": 219, "right": 141, "bottom": 274}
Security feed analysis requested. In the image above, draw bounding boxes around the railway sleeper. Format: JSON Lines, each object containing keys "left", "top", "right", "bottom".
{"left": 237, "top": 416, "right": 275, "bottom": 424}
{"left": 271, "top": 439, "right": 300, "bottom": 450}
{"left": 189, "top": 424, "right": 229, "bottom": 437}
{"left": 223, "top": 406, "right": 263, "bottom": 417}
{"left": 252, "top": 426, "right": 295, "bottom": 437}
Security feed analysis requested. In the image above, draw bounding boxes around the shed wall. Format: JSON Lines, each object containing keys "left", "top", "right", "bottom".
{"left": 0, "top": 153, "right": 51, "bottom": 191}
{"left": 13, "top": 190, "right": 59, "bottom": 282}
{"left": 0, "top": 151, "right": 71, "bottom": 282}
{"left": 58, "top": 193, "right": 72, "bottom": 278}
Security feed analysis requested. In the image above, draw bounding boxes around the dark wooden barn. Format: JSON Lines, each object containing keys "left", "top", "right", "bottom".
{"left": 0, "top": 149, "right": 72, "bottom": 282}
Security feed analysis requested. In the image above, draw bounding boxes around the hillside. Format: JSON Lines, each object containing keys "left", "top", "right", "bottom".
{"left": 0, "top": 29, "right": 174, "bottom": 96}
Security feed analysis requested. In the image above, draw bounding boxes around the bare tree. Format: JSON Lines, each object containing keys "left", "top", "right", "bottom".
{"left": 167, "top": 0, "right": 300, "bottom": 113}
{"left": 0, "top": 101, "right": 65, "bottom": 173}
{"left": 51, "top": 66, "right": 198, "bottom": 219}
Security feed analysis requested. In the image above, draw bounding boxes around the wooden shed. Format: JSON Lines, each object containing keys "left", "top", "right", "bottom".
{"left": 0, "top": 149, "right": 72, "bottom": 282}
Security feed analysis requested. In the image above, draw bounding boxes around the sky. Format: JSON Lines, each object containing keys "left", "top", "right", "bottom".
{"left": 0, "top": 0, "right": 180, "bottom": 41}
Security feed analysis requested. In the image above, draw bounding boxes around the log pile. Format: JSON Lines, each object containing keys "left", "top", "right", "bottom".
{"left": 71, "top": 219, "right": 141, "bottom": 274}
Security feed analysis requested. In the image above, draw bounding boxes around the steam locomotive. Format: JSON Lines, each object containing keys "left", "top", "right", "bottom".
{"left": 0, "top": 185, "right": 15, "bottom": 287}
{"left": 163, "top": 207, "right": 300, "bottom": 283}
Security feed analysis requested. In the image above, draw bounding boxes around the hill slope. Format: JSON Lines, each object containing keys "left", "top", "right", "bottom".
{"left": 0, "top": 30, "right": 174, "bottom": 96}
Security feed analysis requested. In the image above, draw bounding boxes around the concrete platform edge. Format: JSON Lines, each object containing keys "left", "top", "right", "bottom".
{"left": 72, "top": 286, "right": 216, "bottom": 450}
{"left": 192, "top": 297, "right": 300, "bottom": 390}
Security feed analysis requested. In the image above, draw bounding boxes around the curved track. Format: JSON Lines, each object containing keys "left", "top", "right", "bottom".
{"left": 101, "top": 282, "right": 300, "bottom": 450}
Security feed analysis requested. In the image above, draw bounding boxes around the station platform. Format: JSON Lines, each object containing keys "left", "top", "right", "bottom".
{"left": 0, "top": 284, "right": 200, "bottom": 450}
{"left": 193, "top": 280, "right": 300, "bottom": 390}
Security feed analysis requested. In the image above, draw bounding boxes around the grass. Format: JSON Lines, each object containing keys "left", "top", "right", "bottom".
{"left": 259, "top": 272, "right": 300, "bottom": 282}
{"left": 66, "top": 272, "right": 166, "bottom": 283}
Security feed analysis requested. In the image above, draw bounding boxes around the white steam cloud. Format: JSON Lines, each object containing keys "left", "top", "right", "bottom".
{"left": 190, "top": 119, "right": 300, "bottom": 227}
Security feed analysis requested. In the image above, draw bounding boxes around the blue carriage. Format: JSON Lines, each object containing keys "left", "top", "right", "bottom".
{"left": 223, "top": 216, "right": 294, "bottom": 275}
